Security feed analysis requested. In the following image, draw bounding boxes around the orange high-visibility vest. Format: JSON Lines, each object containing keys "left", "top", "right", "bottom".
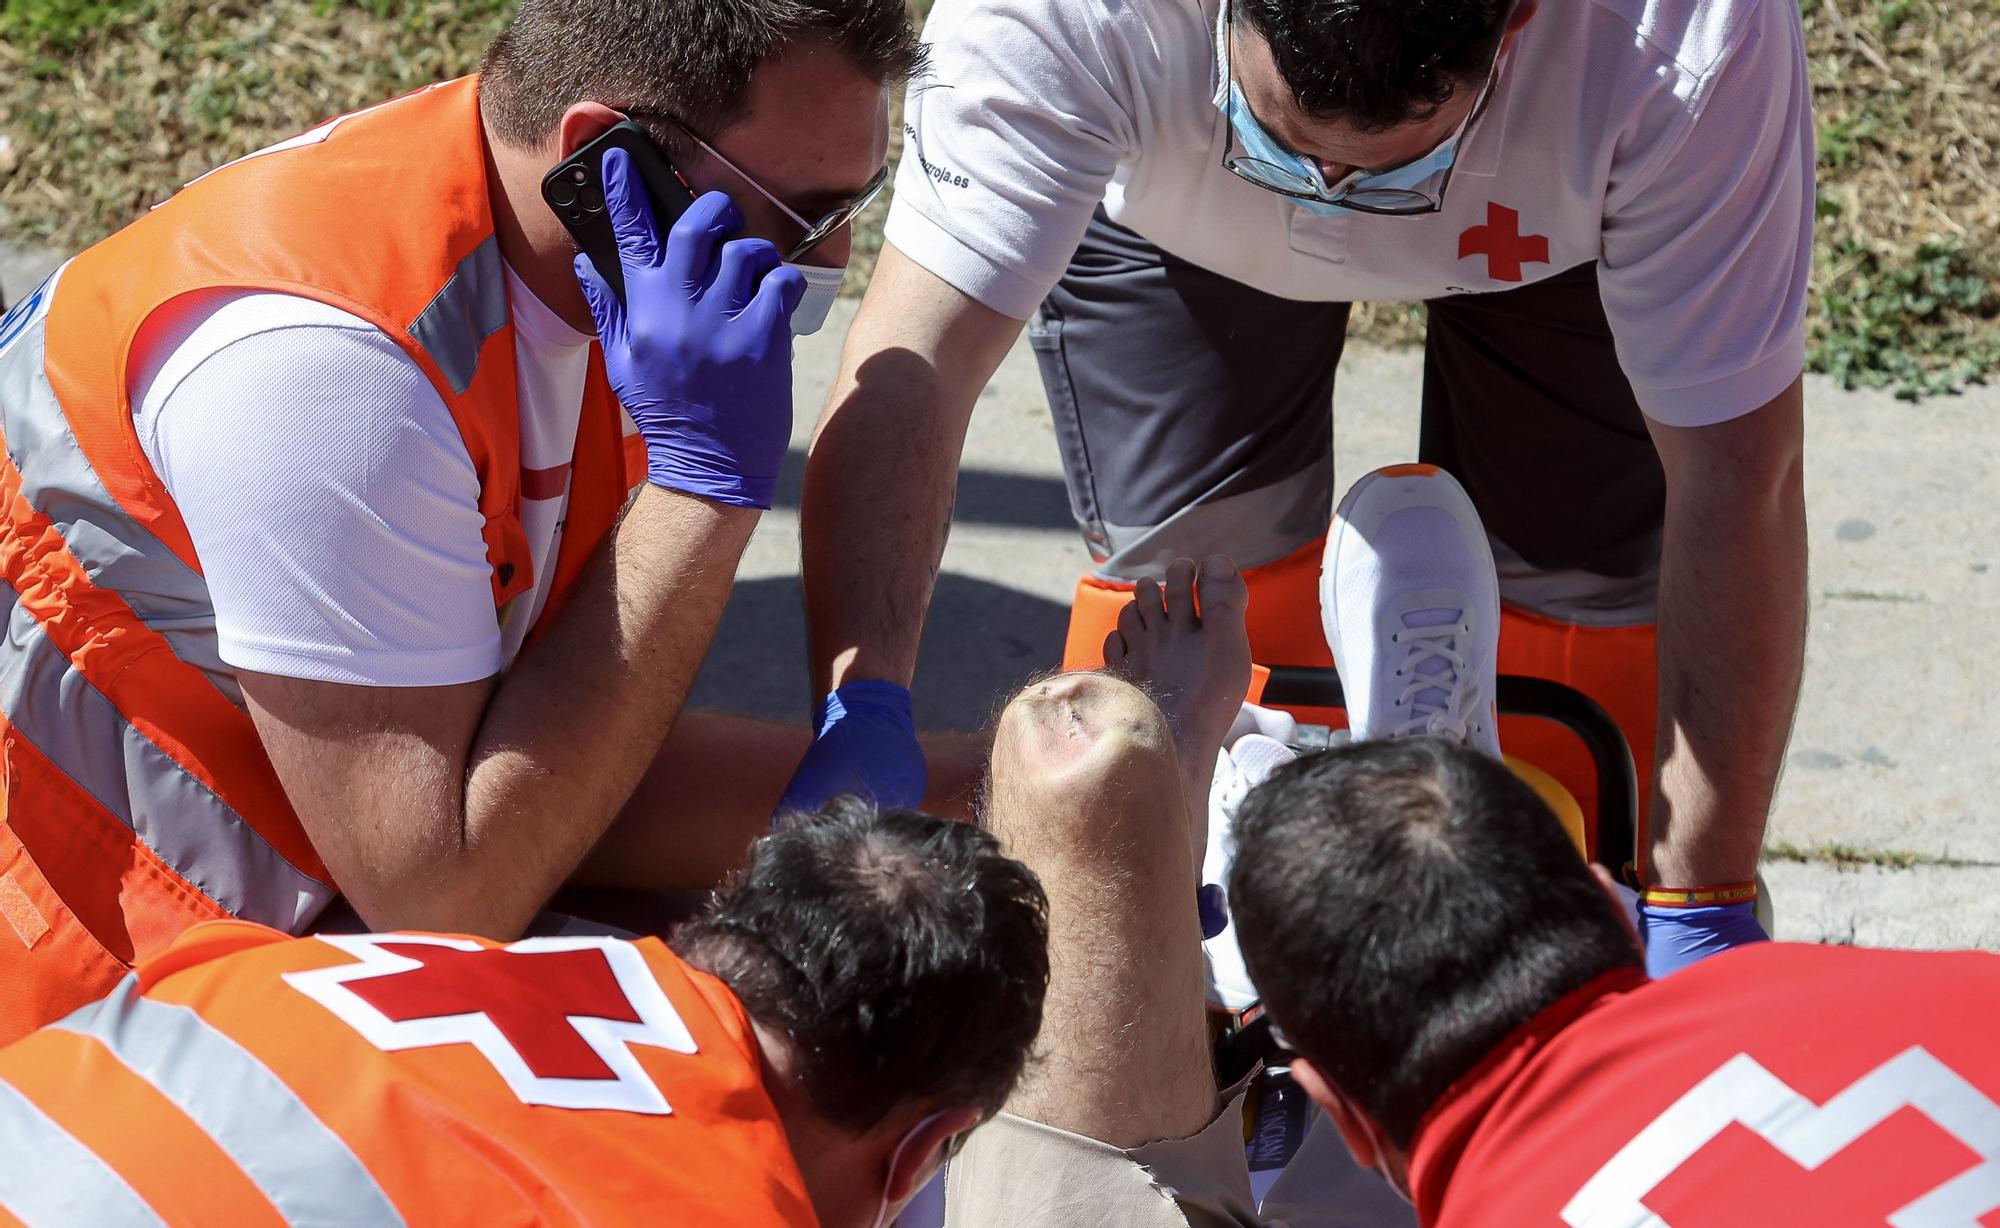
{"left": 0, "top": 76, "right": 642, "bottom": 1042}
{"left": 0, "top": 921, "right": 818, "bottom": 1226}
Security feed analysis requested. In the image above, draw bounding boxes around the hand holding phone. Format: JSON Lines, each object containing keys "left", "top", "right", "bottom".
{"left": 573, "top": 147, "right": 805, "bottom": 510}
{"left": 543, "top": 121, "right": 698, "bottom": 305}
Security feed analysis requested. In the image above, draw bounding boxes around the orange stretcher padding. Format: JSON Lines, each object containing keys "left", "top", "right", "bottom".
{"left": 1062, "top": 537, "right": 1657, "bottom": 865}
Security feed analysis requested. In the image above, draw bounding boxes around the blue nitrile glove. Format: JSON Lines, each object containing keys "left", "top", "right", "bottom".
{"left": 1197, "top": 884, "right": 1229, "bottom": 941}
{"left": 775, "top": 681, "right": 928, "bottom": 819}
{"left": 1640, "top": 901, "right": 1769, "bottom": 977}
{"left": 574, "top": 148, "right": 805, "bottom": 509}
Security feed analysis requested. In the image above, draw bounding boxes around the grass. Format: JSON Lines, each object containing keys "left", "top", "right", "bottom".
{"left": 1821, "top": 587, "right": 1925, "bottom": 602}
{"left": 3, "top": 0, "right": 1994, "bottom": 394}
{"left": 1802, "top": 0, "right": 2000, "bottom": 396}
{"left": 0, "top": 0, "right": 513, "bottom": 254}
{"left": 1763, "top": 840, "right": 1996, "bottom": 870}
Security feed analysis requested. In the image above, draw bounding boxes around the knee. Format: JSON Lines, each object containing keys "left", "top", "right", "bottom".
{"left": 995, "top": 672, "right": 1171, "bottom": 773}
{"left": 987, "top": 672, "right": 1180, "bottom": 848}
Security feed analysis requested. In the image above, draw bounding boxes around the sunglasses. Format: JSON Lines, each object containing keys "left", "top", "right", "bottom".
{"left": 622, "top": 108, "right": 888, "bottom": 262}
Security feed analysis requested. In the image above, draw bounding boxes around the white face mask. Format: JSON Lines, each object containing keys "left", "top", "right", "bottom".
{"left": 870, "top": 1109, "right": 955, "bottom": 1228}
{"left": 787, "top": 260, "right": 848, "bottom": 336}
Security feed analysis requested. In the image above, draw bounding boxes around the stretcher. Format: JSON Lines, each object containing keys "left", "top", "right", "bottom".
{"left": 1252, "top": 666, "right": 1638, "bottom": 875}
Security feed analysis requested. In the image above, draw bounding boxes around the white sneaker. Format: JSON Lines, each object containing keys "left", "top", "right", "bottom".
{"left": 1203, "top": 725, "right": 1299, "bottom": 1010}
{"left": 1321, "top": 464, "right": 1502, "bottom": 760}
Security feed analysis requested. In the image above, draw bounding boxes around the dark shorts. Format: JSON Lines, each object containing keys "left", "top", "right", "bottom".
{"left": 1032, "top": 209, "right": 1665, "bottom": 612}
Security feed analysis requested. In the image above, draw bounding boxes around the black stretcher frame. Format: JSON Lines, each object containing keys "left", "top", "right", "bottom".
{"left": 1255, "top": 666, "right": 1640, "bottom": 876}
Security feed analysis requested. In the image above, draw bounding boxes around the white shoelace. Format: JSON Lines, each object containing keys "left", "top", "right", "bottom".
{"left": 1390, "top": 621, "right": 1480, "bottom": 741}
{"left": 1208, "top": 733, "right": 1298, "bottom": 828}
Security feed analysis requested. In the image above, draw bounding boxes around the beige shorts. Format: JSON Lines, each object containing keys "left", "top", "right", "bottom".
{"left": 940, "top": 1077, "right": 1416, "bottom": 1228}
{"left": 943, "top": 1079, "right": 1264, "bottom": 1228}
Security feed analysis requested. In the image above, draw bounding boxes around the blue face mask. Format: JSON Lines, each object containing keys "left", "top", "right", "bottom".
{"left": 1226, "top": 81, "right": 1463, "bottom": 216}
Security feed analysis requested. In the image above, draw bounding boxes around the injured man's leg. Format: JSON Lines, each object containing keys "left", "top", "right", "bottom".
{"left": 946, "top": 557, "right": 1268, "bottom": 1227}
{"left": 947, "top": 554, "right": 1420, "bottom": 1228}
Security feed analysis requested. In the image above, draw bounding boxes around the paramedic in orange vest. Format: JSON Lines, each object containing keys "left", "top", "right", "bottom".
{"left": 0, "top": 799, "right": 1051, "bottom": 1227}
{"left": 0, "top": 0, "right": 928, "bottom": 1042}
{"left": 1228, "top": 739, "right": 2000, "bottom": 1227}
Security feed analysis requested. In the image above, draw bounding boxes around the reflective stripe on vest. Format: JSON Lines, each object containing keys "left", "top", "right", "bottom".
{"left": 0, "top": 79, "right": 636, "bottom": 1041}
{"left": 50, "top": 978, "right": 406, "bottom": 1227}
{"left": 0, "top": 276, "right": 334, "bottom": 934}
{"left": 0, "top": 1075, "right": 165, "bottom": 1228}
{"left": 0, "top": 578, "right": 330, "bottom": 930}
{"left": 410, "top": 233, "right": 511, "bottom": 396}
{"left": 1, "top": 268, "right": 237, "bottom": 702}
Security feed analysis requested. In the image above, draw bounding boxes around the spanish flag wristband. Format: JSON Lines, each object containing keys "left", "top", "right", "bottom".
{"left": 1641, "top": 882, "right": 1759, "bottom": 909}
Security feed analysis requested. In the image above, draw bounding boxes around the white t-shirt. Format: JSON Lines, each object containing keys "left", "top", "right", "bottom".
{"left": 887, "top": 0, "right": 1815, "bottom": 426}
{"left": 129, "top": 267, "right": 607, "bottom": 688}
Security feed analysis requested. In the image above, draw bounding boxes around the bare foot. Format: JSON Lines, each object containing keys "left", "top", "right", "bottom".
{"left": 1102, "top": 556, "right": 1252, "bottom": 868}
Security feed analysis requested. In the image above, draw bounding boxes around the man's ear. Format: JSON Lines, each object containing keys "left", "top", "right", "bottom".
{"left": 556, "top": 101, "right": 626, "bottom": 161}
{"left": 1289, "top": 1058, "right": 1380, "bottom": 1172}
{"left": 886, "top": 1106, "right": 983, "bottom": 1205}
{"left": 1589, "top": 862, "right": 1644, "bottom": 954}
{"left": 1499, "top": 0, "right": 1538, "bottom": 50}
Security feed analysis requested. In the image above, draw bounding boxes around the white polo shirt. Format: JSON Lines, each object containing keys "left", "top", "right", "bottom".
{"left": 886, "top": 0, "right": 1815, "bottom": 426}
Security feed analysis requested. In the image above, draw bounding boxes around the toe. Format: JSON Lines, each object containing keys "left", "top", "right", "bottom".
{"left": 1195, "top": 556, "right": 1248, "bottom": 618}
{"left": 1164, "top": 559, "right": 1198, "bottom": 623}
{"left": 1134, "top": 577, "right": 1165, "bottom": 627}
{"left": 1103, "top": 625, "right": 1129, "bottom": 666}
{"left": 1114, "top": 596, "right": 1148, "bottom": 652}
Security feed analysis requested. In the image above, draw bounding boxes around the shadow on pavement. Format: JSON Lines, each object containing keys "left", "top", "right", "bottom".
{"left": 687, "top": 571, "right": 1072, "bottom": 730}
{"left": 767, "top": 449, "right": 1078, "bottom": 533}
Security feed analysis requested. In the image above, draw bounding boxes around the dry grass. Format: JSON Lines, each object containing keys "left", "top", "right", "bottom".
{"left": 1812, "top": 0, "right": 1997, "bottom": 262}
{"left": 1802, "top": 0, "right": 2000, "bottom": 393}
{"left": 2, "top": 0, "right": 1993, "bottom": 393}
{"left": 0, "top": 0, "right": 511, "bottom": 249}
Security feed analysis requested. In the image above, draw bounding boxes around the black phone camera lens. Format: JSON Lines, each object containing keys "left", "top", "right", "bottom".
{"left": 548, "top": 183, "right": 577, "bottom": 207}
{"left": 580, "top": 186, "right": 604, "bottom": 213}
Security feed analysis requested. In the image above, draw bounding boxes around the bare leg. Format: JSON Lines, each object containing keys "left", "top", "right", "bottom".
{"left": 577, "top": 711, "right": 992, "bottom": 893}
{"left": 985, "top": 557, "right": 1251, "bottom": 1148}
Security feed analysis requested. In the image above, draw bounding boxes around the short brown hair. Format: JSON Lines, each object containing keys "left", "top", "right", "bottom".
{"left": 480, "top": 0, "right": 925, "bottom": 147}
{"left": 674, "top": 797, "right": 1050, "bottom": 1131}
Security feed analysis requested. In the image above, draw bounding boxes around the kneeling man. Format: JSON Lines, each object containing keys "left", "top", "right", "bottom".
{"left": 0, "top": 802, "right": 1049, "bottom": 1227}
{"left": 1230, "top": 739, "right": 2000, "bottom": 1226}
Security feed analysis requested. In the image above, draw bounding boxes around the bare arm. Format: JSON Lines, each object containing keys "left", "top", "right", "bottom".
{"left": 800, "top": 242, "right": 1026, "bottom": 695}
{"left": 577, "top": 714, "right": 995, "bottom": 893}
{"left": 1645, "top": 376, "right": 1808, "bottom": 886}
{"left": 241, "top": 484, "right": 757, "bottom": 936}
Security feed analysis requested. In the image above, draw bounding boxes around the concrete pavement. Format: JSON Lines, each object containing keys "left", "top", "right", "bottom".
{"left": 5, "top": 244, "right": 1995, "bottom": 949}
{"left": 738, "top": 300, "right": 2000, "bottom": 949}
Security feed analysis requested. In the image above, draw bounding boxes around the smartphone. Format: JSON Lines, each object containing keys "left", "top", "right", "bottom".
{"left": 541, "top": 120, "right": 699, "bottom": 305}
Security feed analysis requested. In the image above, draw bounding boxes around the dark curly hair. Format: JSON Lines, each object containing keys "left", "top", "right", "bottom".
{"left": 673, "top": 797, "right": 1050, "bottom": 1132}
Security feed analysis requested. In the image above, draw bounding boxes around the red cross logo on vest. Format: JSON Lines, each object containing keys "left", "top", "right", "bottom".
{"left": 284, "top": 934, "right": 698, "bottom": 1113}
{"left": 1458, "top": 202, "right": 1549, "bottom": 283}
{"left": 1562, "top": 1047, "right": 2000, "bottom": 1226}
